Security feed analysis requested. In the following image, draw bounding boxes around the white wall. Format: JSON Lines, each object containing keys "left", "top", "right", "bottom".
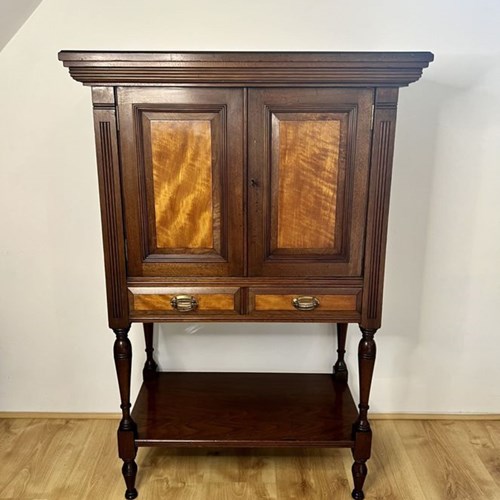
{"left": 0, "top": 0, "right": 43, "bottom": 51}
{"left": 0, "top": 0, "right": 499, "bottom": 413}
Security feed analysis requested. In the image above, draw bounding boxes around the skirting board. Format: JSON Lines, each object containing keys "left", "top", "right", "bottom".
{"left": 0, "top": 412, "right": 499, "bottom": 420}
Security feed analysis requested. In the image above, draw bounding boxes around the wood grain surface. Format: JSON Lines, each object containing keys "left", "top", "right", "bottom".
{"left": 59, "top": 53, "right": 437, "bottom": 498}
{"left": 132, "top": 293, "right": 235, "bottom": 312}
{"left": 151, "top": 119, "right": 213, "bottom": 250}
{"left": 117, "top": 87, "right": 244, "bottom": 277}
{"left": 247, "top": 87, "right": 373, "bottom": 278}
{"left": 254, "top": 294, "right": 357, "bottom": 311}
{"left": 128, "top": 287, "right": 240, "bottom": 315}
{"left": 276, "top": 118, "right": 340, "bottom": 249}
{"left": 131, "top": 373, "right": 357, "bottom": 447}
{"left": 1, "top": 418, "right": 498, "bottom": 500}
{"left": 92, "top": 108, "right": 129, "bottom": 329}
{"left": 58, "top": 51, "right": 434, "bottom": 87}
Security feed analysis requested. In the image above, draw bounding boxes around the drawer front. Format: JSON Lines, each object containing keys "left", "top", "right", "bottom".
{"left": 129, "top": 287, "right": 241, "bottom": 317}
{"left": 249, "top": 288, "right": 361, "bottom": 319}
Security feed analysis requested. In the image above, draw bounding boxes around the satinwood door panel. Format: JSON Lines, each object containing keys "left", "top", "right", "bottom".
{"left": 247, "top": 88, "right": 373, "bottom": 277}
{"left": 117, "top": 88, "right": 244, "bottom": 277}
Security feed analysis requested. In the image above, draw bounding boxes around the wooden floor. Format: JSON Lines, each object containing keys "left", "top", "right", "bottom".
{"left": 0, "top": 418, "right": 499, "bottom": 499}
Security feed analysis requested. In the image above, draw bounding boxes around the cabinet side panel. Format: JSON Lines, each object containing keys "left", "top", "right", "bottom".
{"left": 93, "top": 106, "right": 129, "bottom": 328}
{"left": 361, "top": 88, "right": 399, "bottom": 329}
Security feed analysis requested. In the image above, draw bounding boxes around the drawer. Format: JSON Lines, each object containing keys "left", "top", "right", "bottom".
{"left": 248, "top": 288, "right": 361, "bottom": 319}
{"left": 128, "top": 287, "right": 241, "bottom": 317}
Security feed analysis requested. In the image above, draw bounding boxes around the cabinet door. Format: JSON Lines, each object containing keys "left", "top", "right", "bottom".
{"left": 118, "top": 88, "right": 244, "bottom": 277}
{"left": 248, "top": 88, "right": 373, "bottom": 277}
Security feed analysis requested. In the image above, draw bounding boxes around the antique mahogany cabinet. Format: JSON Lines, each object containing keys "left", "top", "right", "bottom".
{"left": 58, "top": 51, "right": 433, "bottom": 499}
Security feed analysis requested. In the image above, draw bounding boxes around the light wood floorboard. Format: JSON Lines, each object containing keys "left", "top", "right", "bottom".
{"left": 0, "top": 419, "right": 499, "bottom": 499}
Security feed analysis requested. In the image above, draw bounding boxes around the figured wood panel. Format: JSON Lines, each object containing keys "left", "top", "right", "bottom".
{"left": 151, "top": 120, "right": 213, "bottom": 250}
{"left": 247, "top": 287, "right": 361, "bottom": 321}
{"left": 277, "top": 119, "right": 340, "bottom": 249}
{"left": 254, "top": 293, "right": 357, "bottom": 312}
{"left": 248, "top": 88, "right": 374, "bottom": 277}
{"left": 134, "top": 294, "right": 234, "bottom": 311}
{"left": 128, "top": 287, "right": 240, "bottom": 314}
{"left": 117, "top": 87, "right": 244, "bottom": 277}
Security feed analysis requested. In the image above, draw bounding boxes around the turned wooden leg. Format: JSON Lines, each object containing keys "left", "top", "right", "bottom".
{"left": 351, "top": 326, "right": 377, "bottom": 500}
{"left": 333, "top": 323, "right": 348, "bottom": 382}
{"left": 113, "top": 327, "right": 138, "bottom": 500}
{"left": 122, "top": 460, "right": 138, "bottom": 499}
{"left": 142, "top": 322, "right": 158, "bottom": 381}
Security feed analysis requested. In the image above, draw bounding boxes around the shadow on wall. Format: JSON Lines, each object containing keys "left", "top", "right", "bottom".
{"left": 378, "top": 52, "right": 500, "bottom": 410}
{"left": 345, "top": 75, "right": 450, "bottom": 408}
{"left": 382, "top": 78, "right": 450, "bottom": 345}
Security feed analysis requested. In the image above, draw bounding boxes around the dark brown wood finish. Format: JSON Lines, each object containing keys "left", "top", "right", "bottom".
{"left": 361, "top": 88, "right": 399, "bottom": 330}
{"left": 334, "top": 323, "right": 348, "bottom": 382}
{"left": 92, "top": 90, "right": 129, "bottom": 329}
{"left": 59, "top": 51, "right": 433, "bottom": 500}
{"left": 58, "top": 51, "right": 433, "bottom": 87}
{"left": 352, "top": 327, "right": 377, "bottom": 500}
{"left": 142, "top": 323, "right": 158, "bottom": 382}
{"left": 131, "top": 373, "right": 357, "bottom": 447}
{"left": 113, "top": 327, "right": 138, "bottom": 499}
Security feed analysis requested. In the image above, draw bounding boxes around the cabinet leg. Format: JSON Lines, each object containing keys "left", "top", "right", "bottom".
{"left": 113, "top": 327, "right": 138, "bottom": 500}
{"left": 142, "top": 322, "right": 158, "bottom": 381}
{"left": 333, "top": 323, "right": 348, "bottom": 382}
{"left": 351, "top": 326, "right": 377, "bottom": 500}
{"left": 122, "top": 460, "right": 138, "bottom": 499}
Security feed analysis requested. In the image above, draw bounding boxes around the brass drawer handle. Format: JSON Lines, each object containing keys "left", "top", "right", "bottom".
{"left": 292, "top": 296, "right": 320, "bottom": 311}
{"left": 170, "top": 295, "right": 198, "bottom": 312}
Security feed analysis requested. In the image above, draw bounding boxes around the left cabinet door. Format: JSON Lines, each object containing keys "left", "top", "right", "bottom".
{"left": 118, "top": 88, "right": 244, "bottom": 277}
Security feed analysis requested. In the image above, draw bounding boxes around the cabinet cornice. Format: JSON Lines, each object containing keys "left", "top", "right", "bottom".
{"left": 58, "top": 51, "right": 434, "bottom": 87}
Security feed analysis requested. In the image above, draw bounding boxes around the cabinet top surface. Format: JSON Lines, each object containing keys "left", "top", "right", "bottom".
{"left": 58, "top": 50, "right": 433, "bottom": 87}
{"left": 58, "top": 50, "right": 433, "bottom": 60}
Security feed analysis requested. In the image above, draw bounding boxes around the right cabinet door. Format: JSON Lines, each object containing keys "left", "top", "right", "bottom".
{"left": 248, "top": 88, "right": 373, "bottom": 277}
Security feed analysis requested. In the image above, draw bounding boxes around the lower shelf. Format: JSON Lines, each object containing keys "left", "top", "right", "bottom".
{"left": 131, "top": 372, "right": 357, "bottom": 448}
